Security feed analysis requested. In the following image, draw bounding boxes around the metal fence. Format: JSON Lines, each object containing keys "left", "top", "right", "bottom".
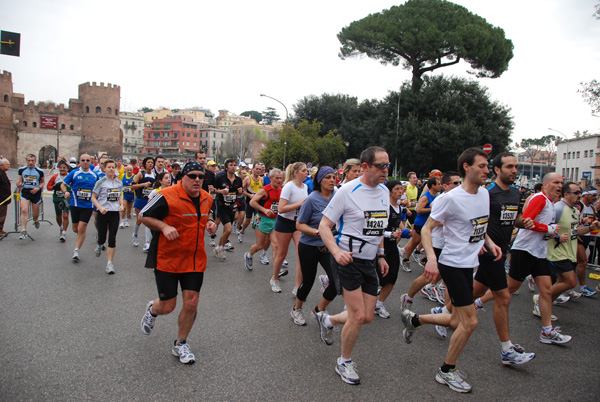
{"left": 0, "top": 192, "right": 52, "bottom": 241}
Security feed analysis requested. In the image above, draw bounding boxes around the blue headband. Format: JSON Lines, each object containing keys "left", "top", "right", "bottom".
{"left": 317, "top": 166, "right": 335, "bottom": 184}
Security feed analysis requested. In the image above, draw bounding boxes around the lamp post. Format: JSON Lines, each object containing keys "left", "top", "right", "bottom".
{"left": 548, "top": 128, "right": 569, "bottom": 180}
{"left": 260, "top": 94, "right": 289, "bottom": 169}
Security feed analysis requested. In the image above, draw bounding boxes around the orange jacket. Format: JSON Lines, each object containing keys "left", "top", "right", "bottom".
{"left": 156, "top": 183, "right": 213, "bottom": 273}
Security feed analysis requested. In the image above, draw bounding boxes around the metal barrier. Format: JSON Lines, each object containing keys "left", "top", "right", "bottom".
{"left": 0, "top": 191, "right": 52, "bottom": 241}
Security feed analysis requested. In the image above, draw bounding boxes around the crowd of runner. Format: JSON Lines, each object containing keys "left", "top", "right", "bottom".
{"left": 3, "top": 146, "right": 600, "bottom": 393}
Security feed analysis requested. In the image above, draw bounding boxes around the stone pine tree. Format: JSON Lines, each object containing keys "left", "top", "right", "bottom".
{"left": 337, "top": 0, "right": 514, "bottom": 91}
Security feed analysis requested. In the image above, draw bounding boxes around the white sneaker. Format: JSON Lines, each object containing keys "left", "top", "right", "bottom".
{"left": 283, "top": 259, "right": 289, "bottom": 266}
{"left": 540, "top": 328, "right": 572, "bottom": 344}
{"left": 553, "top": 293, "right": 570, "bottom": 305}
{"left": 72, "top": 249, "right": 80, "bottom": 262}
{"left": 172, "top": 341, "right": 196, "bottom": 364}
{"left": 431, "top": 307, "right": 447, "bottom": 338}
{"left": 143, "top": 242, "right": 150, "bottom": 253}
{"left": 375, "top": 302, "right": 390, "bottom": 319}
{"left": 319, "top": 275, "right": 330, "bottom": 294}
{"left": 532, "top": 294, "right": 558, "bottom": 321}
{"left": 224, "top": 241, "right": 234, "bottom": 252}
{"left": 132, "top": 235, "right": 139, "bottom": 247}
{"left": 238, "top": 232, "right": 244, "bottom": 243}
{"left": 259, "top": 251, "right": 269, "bottom": 265}
{"left": 95, "top": 245, "right": 102, "bottom": 257}
{"left": 244, "top": 252, "right": 253, "bottom": 271}
{"left": 291, "top": 307, "right": 306, "bottom": 326}
{"left": 214, "top": 247, "right": 226, "bottom": 261}
{"left": 119, "top": 221, "right": 125, "bottom": 229}
{"left": 106, "top": 261, "right": 115, "bottom": 274}
{"left": 270, "top": 279, "right": 282, "bottom": 293}
{"left": 278, "top": 268, "right": 288, "bottom": 278}
{"left": 124, "top": 219, "right": 130, "bottom": 227}
{"left": 209, "top": 238, "right": 216, "bottom": 247}
{"left": 526, "top": 275, "right": 536, "bottom": 292}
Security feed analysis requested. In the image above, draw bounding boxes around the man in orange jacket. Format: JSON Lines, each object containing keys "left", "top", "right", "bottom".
{"left": 139, "top": 161, "right": 217, "bottom": 364}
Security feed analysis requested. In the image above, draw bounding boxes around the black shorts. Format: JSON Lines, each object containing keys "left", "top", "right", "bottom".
{"left": 154, "top": 270, "right": 204, "bottom": 301}
{"left": 245, "top": 204, "right": 256, "bottom": 220}
{"left": 217, "top": 205, "right": 235, "bottom": 225}
{"left": 408, "top": 210, "right": 416, "bottom": 225}
{"left": 475, "top": 253, "right": 508, "bottom": 291}
{"left": 379, "top": 240, "right": 400, "bottom": 286}
{"left": 21, "top": 188, "right": 42, "bottom": 205}
{"left": 548, "top": 259, "right": 576, "bottom": 274}
{"left": 331, "top": 256, "right": 379, "bottom": 297}
{"left": 71, "top": 206, "right": 93, "bottom": 224}
{"left": 438, "top": 262, "right": 474, "bottom": 307}
{"left": 508, "top": 249, "right": 552, "bottom": 282}
{"left": 274, "top": 215, "right": 296, "bottom": 233}
{"left": 578, "top": 236, "right": 591, "bottom": 248}
{"left": 413, "top": 224, "right": 423, "bottom": 235}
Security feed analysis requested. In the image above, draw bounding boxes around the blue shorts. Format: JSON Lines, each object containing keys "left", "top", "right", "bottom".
{"left": 134, "top": 198, "right": 148, "bottom": 210}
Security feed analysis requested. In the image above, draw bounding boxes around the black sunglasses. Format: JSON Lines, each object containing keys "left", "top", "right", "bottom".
{"left": 80, "top": 159, "right": 91, "bottom": 162}
{"left": 451, "top": 181, "right": 461, "bottom": 185}
{"left": 186, "top": 173, "right": 205, "bottom": 180}
{"left": 566, "top": 191, "right": 582, "bottom": 195}
{"left": 371, "top": 163, "right": 391, "bottom": 170}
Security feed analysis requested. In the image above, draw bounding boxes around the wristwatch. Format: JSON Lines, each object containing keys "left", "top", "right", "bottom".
{"left": 315, "top": 229, "right": 320, "bottom": 236}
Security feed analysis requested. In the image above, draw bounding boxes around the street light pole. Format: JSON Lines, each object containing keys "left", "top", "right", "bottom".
{"left": 260, "top": 94, "right": 289, "bottom": 169}
{"left": 548, "top": 128, "right": 569, "bottom": 180}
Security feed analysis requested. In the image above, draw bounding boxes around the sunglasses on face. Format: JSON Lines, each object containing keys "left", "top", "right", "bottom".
{"left": 80, "top": 159, "right": 91, "bottom": 162}
{"left": 567, "top": 191, "right": 582, "bottom": 195}
{"left": 186, "top": 173, "right": 205, "bottom": 180}
{"left": 371, "top": 163, "right": 391, "bottom": 170}
{"left": 451, "top": 181, "right": 461, "bottom": 185}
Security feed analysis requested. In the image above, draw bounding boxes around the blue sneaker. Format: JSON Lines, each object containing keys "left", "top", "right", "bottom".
{"left": 580, "top": 285, "right": 597, "bottom": 297}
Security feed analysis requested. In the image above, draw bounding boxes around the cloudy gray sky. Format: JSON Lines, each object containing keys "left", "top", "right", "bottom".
{"left": 1, "top": 0, "right": 599, "bottom": 145}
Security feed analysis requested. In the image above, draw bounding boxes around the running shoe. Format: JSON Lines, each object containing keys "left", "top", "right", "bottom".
{"left": 501, "top": 345, "right": 535, "bottom": 365}
{"left": 209, "top": 238, "right": 216, "bottom": 247}
{"left": 283, "top": 259, "right": 289, "bottom": 266}
{"left": 19, "top": 231, "right": 27, "bottom": 240}
{"left": 143, "top": 242, "right": 150, "bottom": 253}
{"left": 398, "top": 247, "right": 406, "bottom": 261}
{"left": 238, "top": 232, "right": 244, "bottom": 243}
{"left": 319, "top": 275, "right": 330, "bottom": 294}
{"left": 580, "top": 285, "right": 597, "bottom": 297}
{"left": 335, "top": 359, "right": 360, "bottom": 385}
{"left": 124, "top": 219, "right": 130, "bottom": 227}
{"left": 119, "top": 221, "right": 125, "bottom": 229}
{"left": 431, "top": 307, "right": 447, "bottom": 338}
{"left": 401, "top": 259, "right": 411, "bottom": 272}
{"left": 420, "top": 284, "right": 438, "bottom": 302}
{"left": 141, "top": 301, "right": 155, "bottom": 335}
{"left": 244, "top": 252, "right": 253, "bottom": 271}
{"left": 375, "top": 302, "right": 390, "bottom": 319}
{"left": 72, "top": 249, "right": 79, "bottom": 262}
{"left": 291, "top": 307, "right": 306, "bottom": 326}
{"left": 214, "top": 247, "right": 226, "bottom": 261}
{"left": 270, "top": 279, "right": 282, "bottom": 293}
{"left": 132, "top": 235, "right": 139, "bottom": 247}
{"left": 400, "top": 293, "right": 413, "bottom": 312}
{"left": 526, "top": 275, "right": 536, "bottom": 292}
{"left": 504, "top": 259, "right": 510, "bottom": 273}
{"left": 278, "top": 268, "right": 288, "bottom": 278}
{"left": 401, "top": 310, "right": 418, "bottom": 344}
{"left": 553, "top": 293, "right": 570, "bottom": 305}
{"left": 412, "top": 250, "right": 422, "bottom": 262}
{"left": 172, "top": 341, "right": 195, "bottom": 364}
{"left": 224, "top": 241, "right": 234, "bottom": 252}
{"left": 435, "top": 283, "right": 446, "bottom": 304}
{"left": 33, "top": 220, "right": 40, "bottom": 229}
{"left": 566, "top": 289, "right": 582, "bottom": 300}
{"left": 435, "top": 368, "right": 472, "bottom": 393}
{"left": 532, "top": 294, "right": 558, "bottom": 321}
{"left": 417, "top": 258, "right": 427, "bottom": 268}
{"left": 540, "top": 328, "right": 572, "bottom": 344}
{"left": 315, "top": 311, "right": 334, "bottom": 345}
{"left": 106, "top": 261, "right": 115, "bottom": 274}
{"left": 59, "top": 233, "right": 66, "bottom": 242}
{"left": 259, "top": 251, "right": 269, "bottom": 265}
{"left": 95, "top": 245, "right": 102, "bottom": 257}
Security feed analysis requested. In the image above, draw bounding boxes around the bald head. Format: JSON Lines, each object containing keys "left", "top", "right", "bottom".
{"left": 543, "top": 172, "right": 561, "bottom": 184}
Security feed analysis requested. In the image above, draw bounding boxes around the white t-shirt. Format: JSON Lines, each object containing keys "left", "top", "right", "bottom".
{"left": 279, "top": 181, "right": 308, "bottom": 220}
{"left": 323, "top": 177, "right": 390, "bottom": 260}
{"left": 430, "top": 185, "right": 489, "bottom": 268}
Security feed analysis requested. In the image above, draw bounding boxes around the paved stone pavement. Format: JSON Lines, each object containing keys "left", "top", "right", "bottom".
{"left": 1, "top": 170, "right": 599, "bottom": 400}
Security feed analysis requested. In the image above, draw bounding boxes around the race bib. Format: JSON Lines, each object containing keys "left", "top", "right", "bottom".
{"left": 542, "top": 232, "right": 551, "bottom": 241}
{"left": 77, "top": 189, "right": 91, "bottom": 201}
{"left": 500, "top": 204, "right": 518, "bottom": 226}
{"left": 571, "top": 221, "right": 579, "bottom": 240}
{"left": 55, "top": 191, "right": 64, "bottom": 198}
{"left": 224, "top": 193, "right": 236, "bottom": 203}
{"left": 270, "top": 201, "right": 279, "bottom": 214}
{"left": 294, "top": 208, "right": 300, "bottom": 220}
{"left": 123, "top": 186, "right": 133, "bottom": 193}
{"left": 468, "top": 215, "right": 488, "bottom": 243}
{"left": 363, "top": 210, "right": 388, "bottom": 236}
{"left": 142, "top": 188, "right": 152, "bottom": 197}
{"left": 107, "top": 188, "right": 120, "bottom": 202}
{"left": 24, "top": 175, "right": 37, "bottom": 186}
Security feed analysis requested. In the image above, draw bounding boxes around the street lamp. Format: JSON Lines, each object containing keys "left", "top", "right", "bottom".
{"left": 548, "top": 128, "right": 569, "bottom": 179}
{"left": 260, "top": 94, "right": 289, "bottom": 168}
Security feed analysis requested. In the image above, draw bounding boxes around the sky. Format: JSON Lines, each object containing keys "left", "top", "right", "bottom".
{"left": 1, "top": 0, "right": 599, "bottom": 146}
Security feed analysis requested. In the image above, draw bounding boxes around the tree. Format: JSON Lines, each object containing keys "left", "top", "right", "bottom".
{"left": 262, "top": 107, "right": 280, "bottom": 125}
{"left": 259, "top": 120, "right": 346, "bottom": 169}
{"left": 139, "top": 107, "right": 153, "bottom": 113}
{"left": 573, "top": 129, "right": 591, "bottom": 138}
{"left": 519, "top": 136, "right": 556, "bottom": 177}
{"left": 240, "top": 110, "right": 263, "bottom": 123}
{"left": 221, "top": 127, "right": 267, "bottom": 161}
{"left": 579, "top": 79, "right": 600, "bottom": 115}
{"left": 337, "top": 0, "right": 514, "bottom": 91}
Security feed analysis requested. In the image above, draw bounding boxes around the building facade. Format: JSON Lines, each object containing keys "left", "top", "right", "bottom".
{"left": 556, "top": 135, "right": 600, "bottom": 186}
{"left": 120, "top": 111, "right": 145, "bottom": 157}
{"left": 0, "top": 70, "right": 122, "bottom": 165}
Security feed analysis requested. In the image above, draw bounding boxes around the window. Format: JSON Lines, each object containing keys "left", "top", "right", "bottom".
{"left": 563, "top": 153, "right": 566, "bottom": 159}
{"left": 590, "top": 150, "right": 594, "bottom": 157}
{"left": 107, "top": 107, "right": 112, "bottom": 115}
{"left": 61, "top": 124, "right": 65, "bottom": 130}
{"left": 213, "top": 133, "right": 216, "bottom": 138}
{"left": 585, "top": 150, "right": 588, "bottom": 157}
{"left": 96, "top": 106, "right": 101, "bottom": 113}
{"left": 3, "top": 94, "right": 8, "bottom": 102}
{"left": 194, "top": 134, "right": 197, "bottom": 138}
{"left": 70, "top": 124, "right": 74, "bottom": 130}
{"left": 193, "top": 142, "right": 197, "bottom": 147}
{"left": 221, "top": 133, "right": 224, "bottom": 138}
{"left": 575, "top": 167, "right": 579, "bottom": 180}
{"left": 115, "top": 109, "right": 118, "bottom": 115}
{"left": 174, "top": 133, "right": 178, "bottom": 138}
{"left": 568, "top": 152, "right": 571, "bottom": 159}
{"left": 577, "top": 151, "right": 580, "bottom": 158}
{"left": 86, "top": 106, "right": 90, "bottom": 113}
{"left": 23, "top": 121, "right": 27, "bottom": 127}
{"left": 33, "top": 121, "right": 37, "bottom": 128}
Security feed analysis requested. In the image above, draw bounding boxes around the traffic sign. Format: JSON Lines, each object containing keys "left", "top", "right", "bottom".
{"left": 483, "top": 143, "right": 492, "bottom": 154}
{"left": 307, "top": 162, "right": 312, "bottom": 168}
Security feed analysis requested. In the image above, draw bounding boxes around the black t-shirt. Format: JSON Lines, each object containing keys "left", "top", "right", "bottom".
{"left": 202, "top": 169, "right": 215, "bottom": 193}
{"left": 214, "top": 171, "right": 243, "bottom": 208}
{"left": 384, "top": 204, "right": 403, "bottom": 245}
{"left": 485, "top": 183, "right": 521, "bottom": 254}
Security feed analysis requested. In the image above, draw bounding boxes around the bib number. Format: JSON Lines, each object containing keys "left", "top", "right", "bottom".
{"left": 224, "top": 193, "right": 236, "bottom": 203}
{"left": 363, "top": 210, "right": 388, "bottom": 236}
{"left": 571, "top": 221, "right": 579, "bottom": 240}
{"left": 77, "top": 189, "right": 91, "bottom": 201}
{"left": 107, "top": 189, "right": 120, "bottom": 202}
{"left": 500, "top": 204, "right": 518, "bottom": 226}
{"left": 468, "top": 216, "right": 488, "bottom": 243}
{"left": 270, "top": 201, "right": 279, "bottom": 214}
{"left": 24, "top": 175, "right": 37, "bottom": 186}
{"left": 142, "top": 188, "right": 152, "bottom": 197}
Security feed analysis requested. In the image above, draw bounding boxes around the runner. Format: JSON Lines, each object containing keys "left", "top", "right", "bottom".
{"left": 337, "top": 158, "right": 361, "bottom": 188}
{"left": 291, "top": 166, "right": 339, "bottom": 325}
{"left": 574, "top": 187, "right": 598, "bottom": 297}
{"left": 239, "top": 163, "right": 264, "bottom": 243}
{"left": 16, "top": 154, "right": 45, "bottom": 239}
{"left": 91, "top": 159, "right": 124, "bottom": 274}
{"left": 0, "top": 158, "right": 11, "bottom": 238}
{"left": 401, "top": 148, "right": 500, "bottom": 393}
{"left": 139, "top": 161, "right": 216, "bottom": 364}
{"left": 244, "top": 168, "right": 283, "bottom": 272}
{"left": 120, "top": 165, "right": 135, "bottom": 228}
{"left": 405, "top": 171, "right": 419, "bottom": 226}
{"left": 131, "top": 157, "right": 156, "bottom": 251}
{"left": 46, "top": 160, "right": 71, "bottom": 242}
{"left": 315, "top": 146, "right": 390, "bottom": 385}
{"left": 213, "top": 159, "right": 243, "bottom": 260}
{"left": 61, "top": 154, "right": 99, "bottom": 262}
{"left": 234, "top": 162, "right": 249, "bottom": 237}
{"left": 148, "top": 172, "right": 172, "bottom": 201}
{"left": 271, "top": 162, "right": 308, "bottom": 293}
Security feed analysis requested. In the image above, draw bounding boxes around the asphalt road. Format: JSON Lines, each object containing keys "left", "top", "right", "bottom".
{"left": 1, "top": 169, "right": 599, "bottom": 401}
